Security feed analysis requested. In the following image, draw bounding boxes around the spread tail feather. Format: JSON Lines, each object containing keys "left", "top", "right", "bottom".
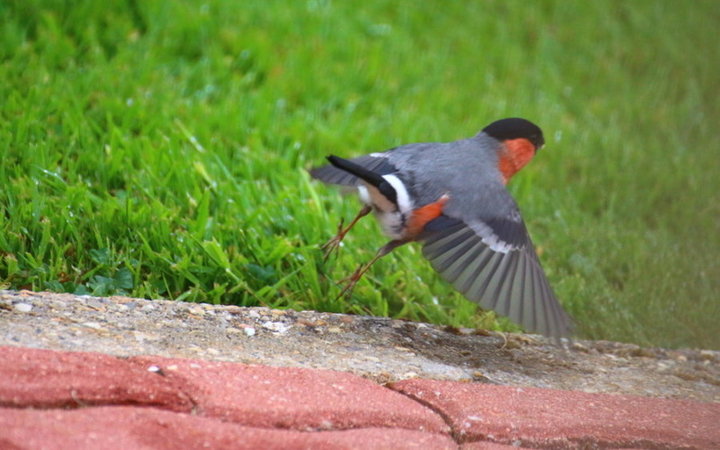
{"left": 324, "top": 155, "right": 399, "bottom": 206}
{"left": 309, "top": 154, "right": 399, "bottom": 187}
{"left": 326, "top": 155, "right": 385, "bottom": 189}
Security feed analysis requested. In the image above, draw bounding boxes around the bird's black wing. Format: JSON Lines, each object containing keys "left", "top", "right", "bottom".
{"left": 420, "top": 212, "right": 573, "bottom": 339}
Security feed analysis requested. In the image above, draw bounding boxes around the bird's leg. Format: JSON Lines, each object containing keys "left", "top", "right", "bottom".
{"left": 321, "top": 204, "right": 372, "bottom": 261}
{"left": 337, "top": 239, "right": 408, "bottom": 298}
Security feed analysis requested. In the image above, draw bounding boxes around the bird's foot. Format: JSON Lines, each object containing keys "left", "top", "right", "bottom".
{"left": 335, "top": 264, "right": 366, "bottom": 299}
{"left": 321, "top": 218, "right": 347, "bottom": 261}
{"left": 320, "top": 205, "right": 372, "bottom": 262}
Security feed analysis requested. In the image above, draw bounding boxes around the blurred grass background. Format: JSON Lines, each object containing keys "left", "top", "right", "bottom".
{"left": 1, "top": 0, "right": 718, "bottom": 349}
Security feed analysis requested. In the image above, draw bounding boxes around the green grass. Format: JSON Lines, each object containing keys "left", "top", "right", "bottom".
{"left": 1, "top": 0, "right": 718, "bottom": 349}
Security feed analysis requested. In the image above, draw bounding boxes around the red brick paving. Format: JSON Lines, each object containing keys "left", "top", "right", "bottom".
{"left": 0, "top": 346, "right": 192, "bottom": 411}
{"left": 459, "top": 443, "right": 518, "bottom": 449}
{"left": 0, "top": 406, "right": 455, "bottom": 450}
{"left": 390, "top": 378, "right": 720, "bottom": 448}
{"left": 127, "top": 355, "right": 448, "bottom": 433}
{"left": 1, "top": 345, "right": 718, "bottom": 449}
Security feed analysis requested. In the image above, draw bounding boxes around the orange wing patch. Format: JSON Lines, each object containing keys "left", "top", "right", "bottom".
{"left": 498, "top": 138, "right": 536, "bottom": 184}
{"left": 406, "top": 194, "right": 450, "bottom": 237}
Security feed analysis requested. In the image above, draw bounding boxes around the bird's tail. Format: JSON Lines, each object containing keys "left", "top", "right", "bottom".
{"left": 325, "top": 155, "right": 399, "bottom": 206}
{"left": 326, "top": 155, "right": 385, "bottom": 189}
{"left": 309, "top": 153, "right": 397, "bottom": 187}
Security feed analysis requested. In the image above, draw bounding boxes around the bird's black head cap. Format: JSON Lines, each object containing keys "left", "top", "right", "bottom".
{"left": 482, "top": 118, "right": 545, "bottom": 150}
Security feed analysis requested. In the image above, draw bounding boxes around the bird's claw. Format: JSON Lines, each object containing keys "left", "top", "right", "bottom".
{"left": 321, "top": 218, "right": 346, "bottom": 261}
{"left": 320, "top": 205, "right": 372, "bottom": 262}
{"left": 335, "top": 265, "right": 364, "bottom": 299}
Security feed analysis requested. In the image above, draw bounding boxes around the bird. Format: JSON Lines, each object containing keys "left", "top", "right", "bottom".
{"left": 309, "top": 118, "right": 572, "bottom": 339}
